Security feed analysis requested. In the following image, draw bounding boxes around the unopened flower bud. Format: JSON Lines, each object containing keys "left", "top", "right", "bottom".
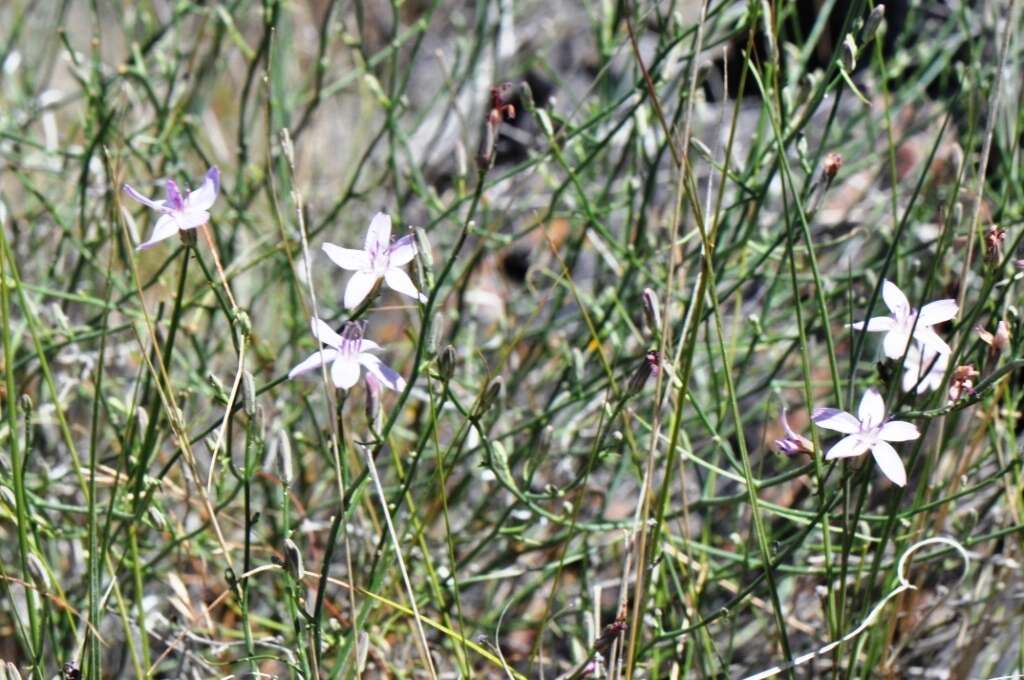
{"left": 775, "top": 408, "right": 814, "bottom": 456}
{"left": 136, "top": 406, "right": 149, "bottom": 433}
{"left": 627, "top": 350, "right": 661, "bottom": 395}
{"left": 977, "top": 320, "right": 1011, "bottom": 353}
{"left": 26, "top": 552, "right": 50, "bottom": 594}
{"left": 455, "top": 140, "right": 468, "bottom": 179}
{"left": 276, "top": 429, "right": 294, "bottom": 486}
{"left": 995, "top": 320, "right": 1011, "bottom": 351}
{"left": 242, "top": 371, "right": 256, "bottom": 417}
{"left": 414, "top": 226, "right": 434, "bottom": 293}
{"left": 7, "top": 662, "right": 24, "bottom": 680}
{"left": 476, "top": 377, "right": 503, "bottom": 416}
{"left": 438, "top": 345, "right": 456, "bottom": 381}
{"left": 365, "top": 373, "right": 381, "bottom": 431}
{"left": 863, "top": 5, "right": 885, "bottom": 43}
{"left": 760, "top": 0, "right": 778, "bottom": 63}
{"left": 280, "top": 128, "right": 296, "bottom": 168}
{"left": 147, "top": 506, "right": 168, "bottom": 531}
{"left": 0, "top": 486, "right": 16, "bottom": 510}
{"left": 234, "top": 310, "right": 252, "bottom": 338}
{"left": 253, "top": 404, "right": 266, "bottom": 439}
{"left": 689, "top": 137, "right": 713, "bottom": 161}
{"left": 842, "top": 33, "right": 857, "bottom": 72}
{"left": 283, "top": 538, "right": 304, "bottom": 581}
{"left": 641, "top": 288, "right": 661, "bottom": 337}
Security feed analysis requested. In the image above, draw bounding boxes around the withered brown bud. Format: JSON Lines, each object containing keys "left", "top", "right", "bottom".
{"left": 985, "top": 225, "right": 1006, "bottom": 262}
{"left": 977, "top": 320, "right": 1011, "bottom": 353}
{"left": 823, "top": 153, "right": 843, "bottom": 181}
{"left": 949, "top": 364, "right": 979, "bottom": 403}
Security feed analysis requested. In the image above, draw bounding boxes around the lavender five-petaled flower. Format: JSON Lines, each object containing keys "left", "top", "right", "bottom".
{"left": 322, "top": 212, "right": 426, "bottom": 309}
{"left": 848, "top": 280, "right": 957, "bottom": 359}
{"left": 812, "top": 388, "right": 919, "bottom": 487}
{"left": 123, "top": 167, "right": 220, "bottom": 251}
{"left": 288, "top": 318, "right": 406, "bottom": 392}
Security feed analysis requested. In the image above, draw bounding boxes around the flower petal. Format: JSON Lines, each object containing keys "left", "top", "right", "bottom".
{"left": 870, "top": 440, "right": 907, "bottom": 486}
{"left": 902, "top": 363, "right": 922, "bottom": 393}
{"left": 331, "top": 354, "right": 362, "bottom": 389}
{"left": 358, "top": 353, "right": 407, "bottom": 392}
{"left": 384, "top": 268, "right": 424, "bottom": 302}
{"left": 387, "top": 234, "right": 417, "bottom": 266}
{"left": 913, "top": 326, "right": 952, "bottom": 355}
{"left": 811, "top": 408, "right": 861, "bottom": 434}
{"left": 186, "top": 166, "right": 220, "bottom": 212}
{"left": 165, "top": 180, "right": 184, "bottom": 211}
{"left": 365, "top": 212, "right": 392, "bottom": 252}
{"left": 882, "top": 279, "right": 910, "bottom": 318}
{"left": 174, "top": 208, "right": 210, "bottom": 231}
{"left": 849, "top": 316, "right": 896, "bottom": 332}
{"left": 358, "top": 339, "right": 381, "bottom": 353}
{"left": 825, "top": 434, "right": 870, "bottom": 460}
{"left": 344, "top": 271, "right": 381, "bottom": 309}
{"left": 288, "top": 348, "right": 339, "bottom": 379}
{"left": 323, "top": 243, "right": 372, "bottom": 271}
{"left": 858, "top": 388, "right": 886, "bottom": 428}
{"left": 137, "top": 215, "right": 180, "bottom": 251}
{"left": 878, "top": 420, "right": 920, "bottom": 442}
{"left": 917, "top": 299, "right": 957, "bottom": 326}
{"left": 311, "top": 317, "right": 344, "bottom": 348}
{"left": 882, "top": 328, "right": 912, "bottom": 359}
{"left": 923, "top": 370, "right": 944, "bottom": 393}
{"left": 123, "top": 183, "right": 166, "bottom": 211}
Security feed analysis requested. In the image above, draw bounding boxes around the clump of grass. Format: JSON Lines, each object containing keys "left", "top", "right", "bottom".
{"left": 1, "top": 1, "right": 1023, "bottom": 678}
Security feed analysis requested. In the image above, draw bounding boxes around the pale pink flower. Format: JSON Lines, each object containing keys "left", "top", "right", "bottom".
{"left": 322, "top": 212, "right": 426, "bottom": 309}
{"left": 123, "top": 167, "right": 220, "bottom": 250}
{"left": 849, "top": 280, "right": 957, "bottom": 359}
{"left": 812, "top": 388, "right": 919, "bottom": 487}
{"left": 288, "top": 318, "right": 405, "bottom": 391}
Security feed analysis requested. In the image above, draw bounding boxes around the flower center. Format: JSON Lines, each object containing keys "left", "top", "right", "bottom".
{"left": 339, "top": 322, "right": 365, "bottom": 355}
{"left": 368, "top": 242, "right": 388, "bottom": 273}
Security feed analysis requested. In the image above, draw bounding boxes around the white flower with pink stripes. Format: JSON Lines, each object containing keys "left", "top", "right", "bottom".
{"left": 849, "top": 280, "right": 957, "bottom": 359}
{"left": 123, "top": 166, "right": 220, "bottom": 251}
{"left": 288, "top": 318, "right": 405, "bottom": 392}
{"left": 812, "top": 388, "right": 919, "bottom": 487}
{"left": 323, "top": 212, "right": 426, "bottom": 309}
